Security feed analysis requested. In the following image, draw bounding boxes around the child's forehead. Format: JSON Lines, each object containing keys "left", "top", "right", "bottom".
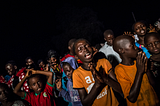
{"left": 76, "top": 40, "right": 88, "bottom": 46}
{"left": 135, "top": 22, "right": 145, "bottom": 27}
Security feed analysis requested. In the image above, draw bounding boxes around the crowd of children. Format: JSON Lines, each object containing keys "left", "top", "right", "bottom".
{"left": 0, "top": 19, "right": 160, "bottom": 106}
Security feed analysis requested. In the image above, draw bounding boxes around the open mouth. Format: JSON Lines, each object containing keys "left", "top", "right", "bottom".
{"left": 37, "top": 88, "right": 42, "bottom": 92}
{"left": 140, "top": 30, "right": 145, "bottom": 34}
{"left": 85, "top": 53, "right": 92, "bottom": 59}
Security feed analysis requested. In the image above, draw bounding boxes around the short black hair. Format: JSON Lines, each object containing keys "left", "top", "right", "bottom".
{"left": 73, "top": 38, "right": 91, "bottom": 56}
{"left": 47, "top": 49, "right": 58, "bottom": 59}
{"left": 68, "top": 39, "right": 76, "bottom": 47}
{"left": 25, "top": 56, "right": 33, "bottom": 62}
{"left": 144, "top": 32, "right": 160, "bottom": 45}
{"left": 103, "top": 29, "right": 114, "bottom": 37}
{"left": 6, "top": 60, "right": 16, "bottom": 66}
{"left": 37, "top": 59, "right": 43, "bottom": 65}
{"left": 132, "top": 20, "right": 148, "bottom": 32}
{"left": 27, "top": 74, "right": 47, "bottom": 86}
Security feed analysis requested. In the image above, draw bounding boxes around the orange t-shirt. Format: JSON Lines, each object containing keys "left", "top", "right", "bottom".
{"left": 115, "top": 60, "right": 159, "bottom": 106}
{"left": 73, "top": 58, "right": 119, "bottom": 106}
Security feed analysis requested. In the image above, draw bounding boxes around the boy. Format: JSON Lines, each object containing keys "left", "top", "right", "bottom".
{"left": 144, "top": 32, "right": 160, "bottom": 99}
{"left": 60, "top": 39, "right": 79, "bottom": 106}
{"left": 56, "top": 62, "right": 82, "bottom": 106}
{"left": 99, "top": 29, "right": 122, "bottom": 63}
{"left": 132, "top": 21, "right": 147, "bottom": 45}
{"left": 113, "top": 35, "right": 159, "bottom": 106}
{"left": 13, "top": 69, "right": 56, "bottom": 106}
{"left": 72, "top": 38, "right": 122, "bottom": 106}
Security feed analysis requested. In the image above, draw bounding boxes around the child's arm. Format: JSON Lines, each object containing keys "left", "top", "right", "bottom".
{"left": 13, "top": 71, "right": 30, "bottom": 98}
{"left": 33, "top": 70, "right": 53, "bottom": 85}
{"left": 103, "top": 70, "right": 122, "bottom": 94}
{"left": 56, "top": 78, "right": 71, "bottom": 102}
{"left": 78, "top": 62, "right": 105, "bottom": 106}
{"left": 146, "top": 60, "right": 156, "bottom": 88}
{"left": 127, "top": 52, "right": 147, "bottom": 103}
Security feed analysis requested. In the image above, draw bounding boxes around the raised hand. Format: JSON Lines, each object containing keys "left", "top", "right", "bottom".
{"left": 136, "top": 51, "right": 147, "bottom": 74}
{"left": 55, "top": 78, "right": 62, "bottom": 91}
{"left": 88, "top": 62, "right": 104, "bottom": 84}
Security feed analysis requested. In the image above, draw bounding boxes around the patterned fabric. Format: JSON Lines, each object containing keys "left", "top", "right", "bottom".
{"left": 12, "top": 100, "right": 26, "bottom": 106}
{"left": 0, "top": 75, "right": 6, "bottom": 83}
{"left": 73, "top": 58, "right": 119, "bottom": 106}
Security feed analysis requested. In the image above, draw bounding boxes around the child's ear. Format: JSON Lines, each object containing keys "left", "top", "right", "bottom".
{"left": 74, "top": 55, "right": 79, "bottom": 60}
{"left": 68, "top": 46, "right": 71, "bottom": 50}
{"left": 14, "top": 65, "right": 17, "bottom": 70}
{"left": 104, "top": 38, "right": 107, "bottom": 41}
{"left": 26, "top": 63, "right": 28, "bottom": 65}
{"left": 119, "top": 48, "right": 125, "bottom": 54}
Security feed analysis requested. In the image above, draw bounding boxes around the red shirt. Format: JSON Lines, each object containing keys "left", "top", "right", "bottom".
{"left": 23, "top": 82, "right": 56, "bottom": 106}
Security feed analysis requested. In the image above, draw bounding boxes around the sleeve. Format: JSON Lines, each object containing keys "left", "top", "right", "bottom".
{"left": 72, "top": 71, "right": 84, "bottom": 89}
{"left": 59, "top": 89, "right": 71, "bottom": 102}
{"left": 115, "top": 66, "right": 132, "bottom": 98}
{"left": 96, "top": 58, "right": 112, "bottom": 74}
{"left": 46, "top": 82, "right": 54, "bottom": 96}
{"left": 22, "top": 92, "right": 31, "bottom": 103}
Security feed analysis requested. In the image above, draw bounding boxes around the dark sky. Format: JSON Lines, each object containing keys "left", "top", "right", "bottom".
{"left": 0, "top": 0, "right": 160, "bottom": 73}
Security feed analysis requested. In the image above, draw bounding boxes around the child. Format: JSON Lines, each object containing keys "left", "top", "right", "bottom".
{"left": 144, "top": 32, "right": 160, "bottom": 99}
{"left": 25, "top": 57, "right": 37, "bottom": 70}
{"left": 37, "top": 59, "right": 46, "bottom": 71}
{"left": 56, "top": 62, "right": 82, "bottom": 106}
{"left": 99, "top": 29, "right": 122, "bottom": 63}
{"left": 60, "top": 39, "right": 79, "bottom": 106}
{"left": 132, "top": 20, "right": 148, "bottom": 44}
{"left": 13, "top": 69, "right": 56, "bottom": 106}
{"left": 5, "top": 60, "right": 23, "bottom": 90}
{"left": 113, "top": 35, "right": 159, "bottom": 105}
{"left": 0, "top": 83, "right": 27, "bottom": 106}
{"left": 132, "top": 21, "right": 152, "bottom": 59}
{"left": 72, "top": 38, "right": 122, "bottom": 106}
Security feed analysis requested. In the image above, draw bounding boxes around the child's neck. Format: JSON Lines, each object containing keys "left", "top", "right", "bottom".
{"left": 121, "top": 57, "right": 135, "bottom": 66}
{"left": 151, "top": 54, "right": 160, "bottom": 61}
{"left": 81, "top": 62, "right": 92, "bottom": 71}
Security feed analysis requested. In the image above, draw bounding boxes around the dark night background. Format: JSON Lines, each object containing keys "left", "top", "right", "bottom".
{"left": 0, "top": 0, "right": 160, "bottom": 74}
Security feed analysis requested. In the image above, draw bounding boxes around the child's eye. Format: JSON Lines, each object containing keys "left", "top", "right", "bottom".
{"left": 78, "top": 47, "right": 83, "bottom": 52}
{"left": 147, "top": 44, "right": 152, "bottom": 47}
{"left": 155, "top": 41, "right": 159, "bottom": 44}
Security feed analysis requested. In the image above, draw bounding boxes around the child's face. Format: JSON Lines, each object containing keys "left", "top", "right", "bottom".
{"left": 104, "top": 34, "right": 114, "bottom": 46}
{"left": 39, "top": 61, "right": 45, "bottom": 68}
{"left": 29, "top": 77, "right": 43, "bottom": 94}
{"left": 5, "top": 64, "right": 16, "bottom": 76}
{"left": 75, "top": 40, "right": 93, "bottom": 63}
{"left": 63, "top": 65, "right": 74, "bottom": 79}
{"left": 134, "top": 22, "right": 147, "bottom": 36}
{"left": 0, "top": 86, "right": 9, "bottom": 102}
{"left": 50, "top": 57, "right": 57, "bottom": 65}
{"left": 123, "top": 37, "right": 139, "bottom": 58}
{"left": 145, "top": 35, "right": 160, "bottom": 55}
{"left": 26, "top": 59, "right": 34, "bottom": 66}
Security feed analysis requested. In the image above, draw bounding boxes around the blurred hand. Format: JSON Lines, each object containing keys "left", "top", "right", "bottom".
{"left": 88, "top": 62, "right": 104, "bottom": 84}
{"left": 55, "top": 78, "right": 62, "bottom": 91}
{"left": 136, "top": 51, "right": 147, "bottom": 74}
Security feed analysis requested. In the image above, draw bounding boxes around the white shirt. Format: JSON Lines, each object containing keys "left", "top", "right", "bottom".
{"left": 99, "top": 42, "right": 122, "bottom": 63}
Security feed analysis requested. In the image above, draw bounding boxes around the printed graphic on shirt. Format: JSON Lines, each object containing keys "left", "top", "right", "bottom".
{"left": 43, "top": 92, "right": 48, "bottom": 97}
